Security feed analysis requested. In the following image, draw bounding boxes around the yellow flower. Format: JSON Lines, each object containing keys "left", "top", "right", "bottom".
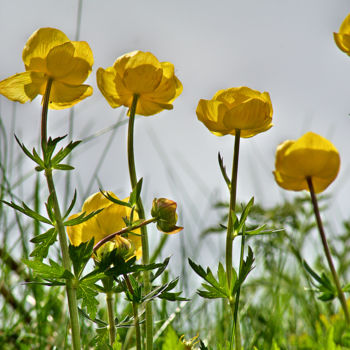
{"left": 96, "top": 50, "right": 182, "bottom": 116}
{"left": 273, "top": 132, "right": 340, "bottom": 194}
{"left": 0, "top": 27, "right": 93, "bottom": 109}
{"left": 196, "top": 86, "right": 273, "bottom": 137}
{"left": 334, "top": 14, "right": 350, "bottom": 55}
{"left": 66, "top": 192, "right": 142, "bottom": 260}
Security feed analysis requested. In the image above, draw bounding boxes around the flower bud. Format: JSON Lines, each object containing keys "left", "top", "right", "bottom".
{"left": 95, "top": 236, "right": 134, "bottom": 261}
{"left": 151, "top": 198, "right": 183, "bottom": 234}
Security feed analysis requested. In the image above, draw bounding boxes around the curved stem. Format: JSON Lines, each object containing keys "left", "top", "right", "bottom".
{"left": 127, "top": 94, "right": 153, "bottom": 350}
{"left": 41, "top": 79, "right": 81, "bottom": 349}
{"left": 306, "top": 176, "right": 350, "bottom": 324}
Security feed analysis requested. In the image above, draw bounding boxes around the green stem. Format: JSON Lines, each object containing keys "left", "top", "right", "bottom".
{"left": 306, "top": 176, "right": 350, "bottom": 325}
{"left": 127, "top": 94, "right": 153, "bottom": 350}
{"left": 106, "top": 291, "right": 116, "bottom": 346}
{"left": 41, "top": 79, "right": 81, "bottom": 350}
{"left": 124, "top": 274, "right": 142, "bottom": 350}
{"left": 225, "top": 129, "right": 241, "bottom": 350}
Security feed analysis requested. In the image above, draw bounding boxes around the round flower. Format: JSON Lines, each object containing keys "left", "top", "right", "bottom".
{"left": 196, "top": 86, "right": 273, "bottom": 138}
{"left": 334, "top": 14, "right": 350, "bottom": 55}
{"left": 0, "top": 27, "right": 93, "bottom": 109}
{"left": 96, "top": 50, "right": 183, "bottom": 116}
{"left": 273, "top": 132, "right": 340, "bottom": 193}
{"left": 66, "top": 192, "right": 142, "bottom": 260}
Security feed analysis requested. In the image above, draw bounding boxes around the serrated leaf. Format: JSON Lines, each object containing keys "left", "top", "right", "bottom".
{"left": 23, "top": 258, "right": 73, "bottom": 280}
{"left": 77, "top": 281, "right": 99, "bottom": 319}
{"left": 69, "top": 239, "right": 94, "bottom": 277}
{"left": 30, "top": 228, "right": 57, "bottom": 259}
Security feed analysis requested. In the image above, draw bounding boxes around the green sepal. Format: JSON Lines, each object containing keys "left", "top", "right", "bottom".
{"left": 68, "top": 239, "right": 94, "bottom": 278}
{"left": 129, "top": 178, "right": 143, "bottom": 206}
{"left": 218, "top": 152, "right": 231, "bottom": 190}
{"left": 100, "top": 190, "right": 132, "bottom": 208}
{"left": 64, "top": 208, "right": 104, "bottom": 226}
{"left": 29, "top": 228, "right": 57, "bottom": 259}
{"left": 2, "top": 200, "right": 52, "bottom": 225}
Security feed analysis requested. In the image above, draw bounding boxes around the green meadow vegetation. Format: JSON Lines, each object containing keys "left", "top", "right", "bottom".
{"left": 1, "top": 12, "right": 350, "bottom": 350}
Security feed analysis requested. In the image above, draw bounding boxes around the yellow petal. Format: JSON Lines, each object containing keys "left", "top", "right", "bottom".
{"left": 274, "top": 132, "right": 340, "bottom": 193}
{"left": 136, "top": 97, "right": 173, "bottom": 116}
{"left": 96, "top": 67, "right": 129, "bottom": 108}
{"left": 48, "top": 80, "right": 92, "bottom": 109}
{"left": 0, "top": 71, "right": 46, "bottom": 103}
{"left": 196, "top": 99, "right": 230, "bottom": 134}
{"left": 46, "top": 41, "right": 93, "bottom": 84}
{"left": 22, "top": 28, "right": 69, "bottom": 72}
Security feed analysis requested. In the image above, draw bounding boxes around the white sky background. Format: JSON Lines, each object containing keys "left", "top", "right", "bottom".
{"left": 1, "top": 0, "right": 350, "bottom": 268}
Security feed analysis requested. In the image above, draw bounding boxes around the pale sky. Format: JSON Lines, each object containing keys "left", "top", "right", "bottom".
{"left": 1, "top": 0, "right": 350, "bottom": 266}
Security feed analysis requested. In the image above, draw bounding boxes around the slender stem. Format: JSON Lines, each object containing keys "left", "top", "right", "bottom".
{"left": 106, "top": 291, "right": 116, "bottom": 345}
{"left": 124, "top": 274, "right": 142, "bottom": 350}
{"left": 306, "top": 176, "right": 350, "bottom": 324}
{"left": 225, "top": 129, "right": 241, "bottom": 350}
{"left": 127, "top": 94, "right": 153, "bottom": 350}
{"left": 93, "top": 218, "right": 156, "bottom": 253}
{"left": 41, "top": 79, "right": 81, "bottom": 350}
{"left": 225, "top": 129, "right": 241, "bottom": 286}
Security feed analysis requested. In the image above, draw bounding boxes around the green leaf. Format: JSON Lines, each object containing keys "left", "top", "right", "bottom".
{"left": 129, "top": 178, "right": 143, "bottom": 206}
{"left": 51, "top": 140, "right": 81, "bottom": 165}
{"left": 69, "top": 239, "right": 94, "bottom": 278}
{"left": 232, "top": 246, "right": 255, "bottom": 295}
{"left": 100, "top": 190, "right": 132, "bottom": 208}
{"left": 23, "top": 259, "right": 73, "bottom": 280}
{"left": 218, "top": 152, "right": 231, "bottom": 190}
{"left": 64, "top": 208, "right": 103, "bottom": 226}
{"left": 2, "top": 200, "right": 52, "bottom": 225}
{"left": 53, "top": 164, "right": 75, "bottom": 171}
{"left": 63, "top": 190, "right": 77, "bottom": 219}
{"left": 30, "top": 228, "right": 57, "bottom": 259}
{"left": 77, "top": 281, "right": 99, "bottom": 319}
{"left": 151, "top": 257, "right": 170, "bottom": 282}
{"left": 14, "top": 135, "right": 44, "bottom": 168}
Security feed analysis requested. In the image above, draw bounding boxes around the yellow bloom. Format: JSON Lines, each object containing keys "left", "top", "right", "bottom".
{"left": 66, "top": 192, "right": 142, "bottom": 260}
{"left": 0, "top": 27, "right": 93, "bottom": 109}
{"left": 273, "top": 132, "right": 340, "bottom": 193}
{"left": 334, "top": 14, "right": 350, "bottom": 55}
{"left": 96, "top": 50, "right": 182, "bottom": 116}
{"left": 196, "top": 86, "right": 273, "bottom": 138}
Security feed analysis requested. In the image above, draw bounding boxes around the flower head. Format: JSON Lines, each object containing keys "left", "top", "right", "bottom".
{"left": 151, "top": 198, "right": 183, "bottom": 234}
{"left": 196, "top": 86, "right": 273, "bottom": 138}
{"left": 66, "top": 192, "right": 142, "bottom": 260}
{"left": 0, "top": 27, "right": 93, "bottom": 109}
{"left": 96, "top": 50, "right": 182, "bottom": 116}
{"left": 273, "top": 132, "right": 340, "bottom": 193}
{"left": 334, "top": 14, "right": 350, "bottom": 55}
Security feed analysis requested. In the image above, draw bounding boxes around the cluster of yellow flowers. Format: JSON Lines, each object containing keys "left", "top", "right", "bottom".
{"left": 0, "top": 17, "right": 347, "bottom": 256}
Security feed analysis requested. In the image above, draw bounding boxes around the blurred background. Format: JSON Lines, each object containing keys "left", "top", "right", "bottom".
{"left": 1, "top": 0, "right": 350, "bottom": 269}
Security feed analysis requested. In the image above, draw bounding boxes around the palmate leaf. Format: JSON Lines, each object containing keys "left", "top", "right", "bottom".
{"left": 51, "top": 140, "right": 81, "bottom": 166}
{"left": 64, "top": 208, "right": 104, "bottom": 226}
{"left": 30, "top": 228, "right": 57, "bottom": 259}
{"left": 69, "top": 239, "right": 94, "bottom": 278}
{"left": 14, "top": 135, "right": 44, "bottom": 169}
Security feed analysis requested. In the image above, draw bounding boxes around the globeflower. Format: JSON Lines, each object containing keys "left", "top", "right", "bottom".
{"left": 96, "top": 50, "right": 183, "bottom": 116}
{"left": 0, "top": 27, "right": 93, "bottom": 109}
{"left": 273, "top": 132, "right": 340, "bottom": 193}
{"left": 66, "top": 192, "right": 142, "bottom": 260}
{"left": 196, "top": 86, "right": 273, "bottom": 137}
{"left": 334, "top": 14, "right": 350, "bottom": 55}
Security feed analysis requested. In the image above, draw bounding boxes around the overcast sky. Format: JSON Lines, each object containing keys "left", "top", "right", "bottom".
{"left": 1, "top": 0, "right": 350, "bottom": 265}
